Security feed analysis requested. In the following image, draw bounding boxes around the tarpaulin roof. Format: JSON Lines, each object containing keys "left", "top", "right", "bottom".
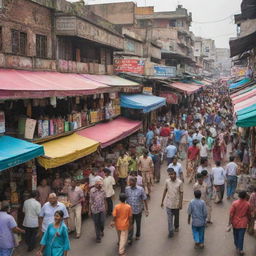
{"left": 229, "top": 77, "right": 251, "bottom": 90}
{"left": 0, "top": 69, "right": 111, "bottom": 99}
{"left": 234, "top": 95, "right": 256, "bottom": 112}
{"left": 229, "top": 30, "right": 256, "bottom": 57}
{"left": 120, "top": 94, "right": 166, "bottom": 113}
{"left": 37, "top": 134, "right": 99, "bottom": 169}
{"left": 168, "top": 82, "right": 200, "bottom": 94}
{"left": 236, "top": 104, "right": 256, "bottom": 127}
{"left": 232, "top": 88, "right": 256, "bottom": 105}
{"left": 77, "top": 117, "right": 142, "bottom": 148}
{"left": 0, "top": 136, "right": 44, "bottom": 171}
{"left": 80, "top": 74, "right": 140, "bottom": 87}
{"left": 231, "top": 84, "right": 256, "bottom": 98}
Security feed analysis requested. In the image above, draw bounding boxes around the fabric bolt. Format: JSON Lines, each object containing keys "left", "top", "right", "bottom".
{"left": 90, "top": 188, "right": 106, "bottom": 214}
{"left": 92, "top": 212, "right": 105, "bottom": 240}
{"left": 125, "top": 186, "right": 147, "bottom": 215}
{"left": 0, "top": 212, "right": 17, "bottom": 249}
{"left": 192, "top": 226, "right": 205, "bottom": 244}
{"left": 69, "top": 204, "right": 82, "bottom": 235}
{"left": 23, "top": 198, "right": 41, "bottom": 228}
{"left": 40, "top": 222, "right": 70, "bottom": 256}
{"left": 166, "top": 208, "right": 180, "bottom": 234}
{"left": 39, "top": 202, "right": 69, "bottom": 232}
{"left": 164, "top": 178, "right": 183, "bottom": 209}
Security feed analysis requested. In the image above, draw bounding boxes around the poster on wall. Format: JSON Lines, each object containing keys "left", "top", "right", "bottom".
{"left": 0, "top": 111, "right": 5, "bottom": 133}
{"left": 231, "top": 66, "right": 247, "bottom": 77}
{"left": 24, "top": 118, "right": 37, "bottom": 139}
{"left": 154, "top": 66, "right": 177, "bottom": 78}
{"left": 114, "top": 58, "right": 145, "bottom": 74}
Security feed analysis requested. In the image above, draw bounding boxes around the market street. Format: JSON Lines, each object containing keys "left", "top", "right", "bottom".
{"left": 15, "top": 162, "right": 256, "bottom": 256}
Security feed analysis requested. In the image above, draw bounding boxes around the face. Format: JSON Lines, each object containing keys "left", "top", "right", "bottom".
{"left": 129, "top": 179, "right": 136, "bottom": 187}
{"left": 173, "top": 158, "right": 177, "bottom": 165}
{"left": 54, "top": 213, "right": 62, "bottom": 223}
{"left": 198, "top": 178, "right": 203, "bottom": 184}
{"left": 95, "top": 183, "right": 102, "bottom": 189}
{"left": 41, "top": 179, "right": 47, "bottom": 186}
{"left": 49, "top": 195, "right": 57, "bottom": 205}
{"left": 169, "top": 172, "right": 176, "bottom": 181}
{"left": 71, "top": 181, "right": 76, "bottom": 188}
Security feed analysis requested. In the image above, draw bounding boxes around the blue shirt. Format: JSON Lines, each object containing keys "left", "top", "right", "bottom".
{"left": 125, "top": 186, "right": 147, "bottom": 214}
{"left": 188, "top": 136, "right": 193, "bottom": 147}
{"left": 187, "top": 199, "right": 207, "bottom": 227}
{"left": 165, "top": 145, "right": 177, "bottom": 158}
{"left": 174, "top": 129, "right": 183, "bottom": 143}
{"left": 146, "top": 130, "right": 154, "bottom": 146}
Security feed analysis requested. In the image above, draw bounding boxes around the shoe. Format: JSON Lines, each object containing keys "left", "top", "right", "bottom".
{"left": 101, "top": 231, "right": 104, "bottom": 237}
{"left": 135, "top": 236, "right": 140, "bottom": 240}
{"left": 128, "top": 239, "right": 133, "bottom": 245}
{"left": 168, "top": 232, "right": 174, "bottom": 238}
{"left": 194, "top": 243, "right": 200, "bottom": 249}
{"left": 207, "top": 221, "right": 213, "bottom": 224}
{"left": 239, "top": 251, "right": 245, "bottom": 255}
{"left": 227, "top": 196, "right": 230, "bottom": 200}
{"left": 174, "top": 228, "right": 179, "bottom": 232}
{"left": 199, "top": 243, "right": 204, "bottom": 249}
{"left": 96, "top": 238, "right": 101, "bottom": 243}
{"left": 76, "top": 234, "right": 80, "bottom": 239}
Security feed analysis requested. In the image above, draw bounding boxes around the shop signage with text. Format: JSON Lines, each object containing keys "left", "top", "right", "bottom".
{"left": 114, "top": 59, "right": 145, "bottom": 74}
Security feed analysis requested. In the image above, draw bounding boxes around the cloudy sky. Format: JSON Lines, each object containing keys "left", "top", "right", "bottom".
{"left": 68, "top": 0, "right": 242, "bottom": 48}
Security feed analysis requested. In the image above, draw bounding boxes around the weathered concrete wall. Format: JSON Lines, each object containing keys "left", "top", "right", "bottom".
{"left": 240, "top": 19, "right": 256, "bottom": 37}
{"left": 135, "top": 6, "right": 154, "bottom": 15}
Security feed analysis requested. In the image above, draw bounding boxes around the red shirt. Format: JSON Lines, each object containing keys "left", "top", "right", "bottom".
{"left": 160, "top": 127, "right": 170, "bottom": 137}
{"left": 188, "top": 146, "right": 200, "bottom": 161}
{"left": 230, "top": 199, "right": 251, "bottom": 228}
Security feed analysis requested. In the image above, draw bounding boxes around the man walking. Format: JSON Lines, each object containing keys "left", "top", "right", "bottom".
{"left": 68, "top": 179, "right": 84, "bottom": 239}
{"left": 229, "top": 191, "right": 251, "bottom": 255}
{"left": 23, "top": 191, "right": 41, "bottom": 251}
{"left": 90, "top": 180, "right": 106, "bottom": 243}
{"left": 111, "top": 193, "right": 132, "bottom": 256}
{"left": 126, "top": 177, "right": 148, "bottom": 245}
{"left": 165, "top": 141, "right": 177, "bottom": 165}
{"left": 116, "top": 152, "right": 129, "bottom": 193}
{"left": 188, "top": 190, "right": 207, "bottom": 249}
{"left": 212, "top": 161, "right": 226, "bottom": 203}
{"left": 161, "top": 169, "right": 183, "bottom": 237}
{"left": 168, "top": 156, "right": 184, "bottom": 182}
{"left": 226, "top": 156, "right": 238, "bottom": 199}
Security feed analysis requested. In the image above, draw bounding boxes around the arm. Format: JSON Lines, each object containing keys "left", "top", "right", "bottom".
{"left": 187, "top": 202, "right": 191, "bottom": 224}
{"left": 161, "top": 188, "right": 167, "bottom": 208}
{"left": 12, "top": 226, "right": 25, "bottom": 234}
{"left": 188, "top": 214, "right": 191, "bottom": 225}
{"left": 179, "top": 192, "right": 183, "bottom": 209}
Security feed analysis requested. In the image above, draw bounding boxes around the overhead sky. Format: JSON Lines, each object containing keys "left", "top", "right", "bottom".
{"left": 68, "top": 0, "right": 242, "bottom": 48}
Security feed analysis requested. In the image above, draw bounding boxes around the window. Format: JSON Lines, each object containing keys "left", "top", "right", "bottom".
{"left": 0, "top": 27, "right": 2, "bottom": 51}
{"left": 169, "top": 20, "right": 176, "bottom": 27}
{"left": 11, "top": 30, "right": 27, "bottom": 55}
{"left": 205, "top": 47, "right": 210, "bottom": 53}
{"left": 36, "top": 34, "right": 47, "bottom": 58}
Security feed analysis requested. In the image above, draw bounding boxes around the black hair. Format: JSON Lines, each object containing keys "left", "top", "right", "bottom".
{"left": 167, "top": 168, "right": 175, "bottom": 174}
{"left": 201, "top": 170, "right": 208, "bottom": 177}
{"left": 31, "top": 190, "right": 39, "bottom": 198}
{"left": 229, "top": 156, "right": 235, "bottom": 162}
{"left": 103, "top": 168, "right": 111, "bottom": 174}
{"left": 200, "top": 158, "right": 207, "bottom": 165}
{"left": 196, "top": 173, "right": 203, "bottom": 179}
{"left": 194, "top": 190, "right": 201, "bottom": 199}
{"left": 215, "top": 161, "right": 221, "bottom": 167}
{"left": 238, "top": 191, "right": 247, "bottom": 199}
{"left": 54, "top": 210, "right": 64, "bottom": 218}
{"left": 119, "top": 193, "right": 127, "bottom": 203}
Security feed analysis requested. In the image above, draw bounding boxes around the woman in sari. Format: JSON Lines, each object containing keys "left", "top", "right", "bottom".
{"left": 212, "top": 138, "right": 222, "bottom": 163}
{"left": 37, "top": 210, "right": 70, "bottom": 256}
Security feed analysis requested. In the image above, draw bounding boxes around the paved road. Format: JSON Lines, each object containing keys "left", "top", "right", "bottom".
{"left": 16, "top": 162, "right": 256, "bottom": 256}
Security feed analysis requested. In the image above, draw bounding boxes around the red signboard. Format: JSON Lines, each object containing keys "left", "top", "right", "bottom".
{"left": 159, "top": 92, "right": 178, "bottom": 104}
{"left": 114, "top": 59, "right": 145, "bottom": 75}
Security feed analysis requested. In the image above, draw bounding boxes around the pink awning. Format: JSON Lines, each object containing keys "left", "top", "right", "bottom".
{"left": 234, "top": 95, "right": 256, "bottom": 112}
{"left": 168, "top": 82, "right": 200, "bottom": 95}
{"left": 232, "top": 89, "right": 256, "bottom": 105}
{"left": 77, "top": 117, "right": 142, "bottom": 148}
{"left": 0, "top": 69, "right": 111, "bottom": 99}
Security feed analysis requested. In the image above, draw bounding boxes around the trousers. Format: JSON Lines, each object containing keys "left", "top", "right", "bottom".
{"left": 24, "top": 227, "right": 38, "bottom": 250}
{"left": 214, "top": 184, "right": 225, "bottom": 202}
{"left": 227, "top": 176, "right": 237, "bottom": 197}
{"left": 119, "top": 178, "right": 127, "bottom": 193}
{"left": 106, "top": 197, "right": 113, "bottom": 216}
{"left": 233, "top": 228, "right": 246, "bottom": 251}
{"left": 117, "top": 230, "right": 129, "bottom": 254}
{"left": 69, "top": 203, "right": 82, "bottom": 235}
{"left": 92, "top": 212, "right": 105, "bottom": 239}
{"left": 128, "top": 212, "right": 142, "bottom": 240}
{"left": 0, "top": 248, "right": 14, "bottom": 256}
{"left": 166, "top": 208, "right": 179, "bottom": 234}
{"left": 192, "top": 226, "right": 205, "bottom": 243}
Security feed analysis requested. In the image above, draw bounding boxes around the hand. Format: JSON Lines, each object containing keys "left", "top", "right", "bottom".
{"left": 36, "top": 251, "right": 42, "bottom": 256}
{"left": 179, "top": 204, "right": 183, "bottom": 210}
{"left": 145, "top": 210, "right": 149, "bottom": 217}
{"left": 110, "top": 221, "right": 115, "bottom": 228}
{"left": 37, "top": 230, "right": 43, "bottom": 238}
{"left": 160, "top": 203, "right": 164, "bottom": 209}
{"left": 188, "top": 220, "right": 190, "bottom": 225}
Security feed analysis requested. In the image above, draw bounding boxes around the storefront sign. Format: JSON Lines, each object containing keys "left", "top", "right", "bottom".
{"left": 0, "top": 111, "right": 5, "bottom": 133}
{"left": 231, "top": 66, "right": 247, "bottom": 77}
{"left": 159, "top": 92, "right": 178, "bottom": 104}
{"left": 143, "top": 87, "right": 153, "bottom": 95}
{"left": 154, "top": 66, "right": 176, "bottom": 78}
{"left": 25, "top": 118, "right": 37, "bottom": 139}
{"left": 114, "top": 59, "right": 145, "bottom": 74}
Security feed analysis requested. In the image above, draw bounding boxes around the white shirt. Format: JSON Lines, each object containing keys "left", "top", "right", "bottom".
{"left": 39, "top": 202, "right": 69, "bottom": 232}
{"left": 103, "top": 176, "right": 116, "bottom": 198}
{"left": 212, "top": 167, "right": 226, "bottom": 185}
{"left": 89, "top": 174, "right": 103, "bottom": 187}
{"left": 197, "top": 165, "right": 209, "bottom": 174}
{"left": 23, "top": 198, "right": 41, "bottom": 228}
{"left": 192, "top": 133, "right": 203, "bottom": 142}
{"left": 225, "top": 162, "right": 238, "bottom": 176}
{"left": 200, "top": 144, "right": 208, "bottom": 157}
{"left": 168, "top": 162, "right": 183, "bottom": 178}
{"left": 209, "top": 127, "right": 217, "bottom": 138}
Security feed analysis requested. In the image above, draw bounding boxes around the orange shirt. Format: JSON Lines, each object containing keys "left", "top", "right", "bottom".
{"left": 113, "top": 203, "right": 132, "bottom": 231}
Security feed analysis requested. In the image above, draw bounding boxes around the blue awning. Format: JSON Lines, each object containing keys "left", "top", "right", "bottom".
{"left": 229, "top": 77, "right": 251, "bottom": 90}
{"left": 0, "top": 136, "right": 44, "bottom": 171}
{"left": 121, "top": 94, "right": 166, "bottom": 113}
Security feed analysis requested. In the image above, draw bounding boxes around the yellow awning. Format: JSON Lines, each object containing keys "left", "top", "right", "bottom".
{"left": 37, "top": 133, "right": 99, "bottom": 169}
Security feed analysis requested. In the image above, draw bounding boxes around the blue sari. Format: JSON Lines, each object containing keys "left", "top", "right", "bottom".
{"left": 40, "top": 222, "right": 70, "bottom": 256}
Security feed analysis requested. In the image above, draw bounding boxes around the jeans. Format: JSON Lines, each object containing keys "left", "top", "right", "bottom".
{"left": 233, "top": 228, "right": 246, "bottom": 251}
{"left": 119, "top": 178, "right": 127, "bottom": 193}
{"left": 0, "top": 248, "right": 13, "bottom": 256}
{"left": 106, "top": 197, "right": 113, "bottom": 216}
{"left": 24, "top": 227, "right": 38, "bottom": 250}
{"left": 227, "top": 176, "right": 237, "bottom": 197}
{"left": 92, "top": 212, "right": 105, "bottom": 239}
{"left": 192, "top": 226, "right": 205, "bottom": 243}
{"left": 128, "top": 212, "right": 142, "bottom": 240}
{"left": 166, "top": 208, "right": 179, "bottom": 234}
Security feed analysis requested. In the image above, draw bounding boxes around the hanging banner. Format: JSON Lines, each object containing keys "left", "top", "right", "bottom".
{"left": 143, "top": 87, "right": 153, "bottom": 95}
{"left": 25, "top": 118, "right": 37, "bottom": 139}
{"left": 114, "top": 58, "right": 145, "bottom": 74}
{"left": 159, "top": 92, "right": 179, "bottom": 104}
{"left": 154, "top": 66, "right": 176, "bottom": 77}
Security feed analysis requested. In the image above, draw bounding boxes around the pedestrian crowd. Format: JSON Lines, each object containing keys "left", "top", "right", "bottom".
{"left": 1, "top": 82, "right": 256, "bottom": 256}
